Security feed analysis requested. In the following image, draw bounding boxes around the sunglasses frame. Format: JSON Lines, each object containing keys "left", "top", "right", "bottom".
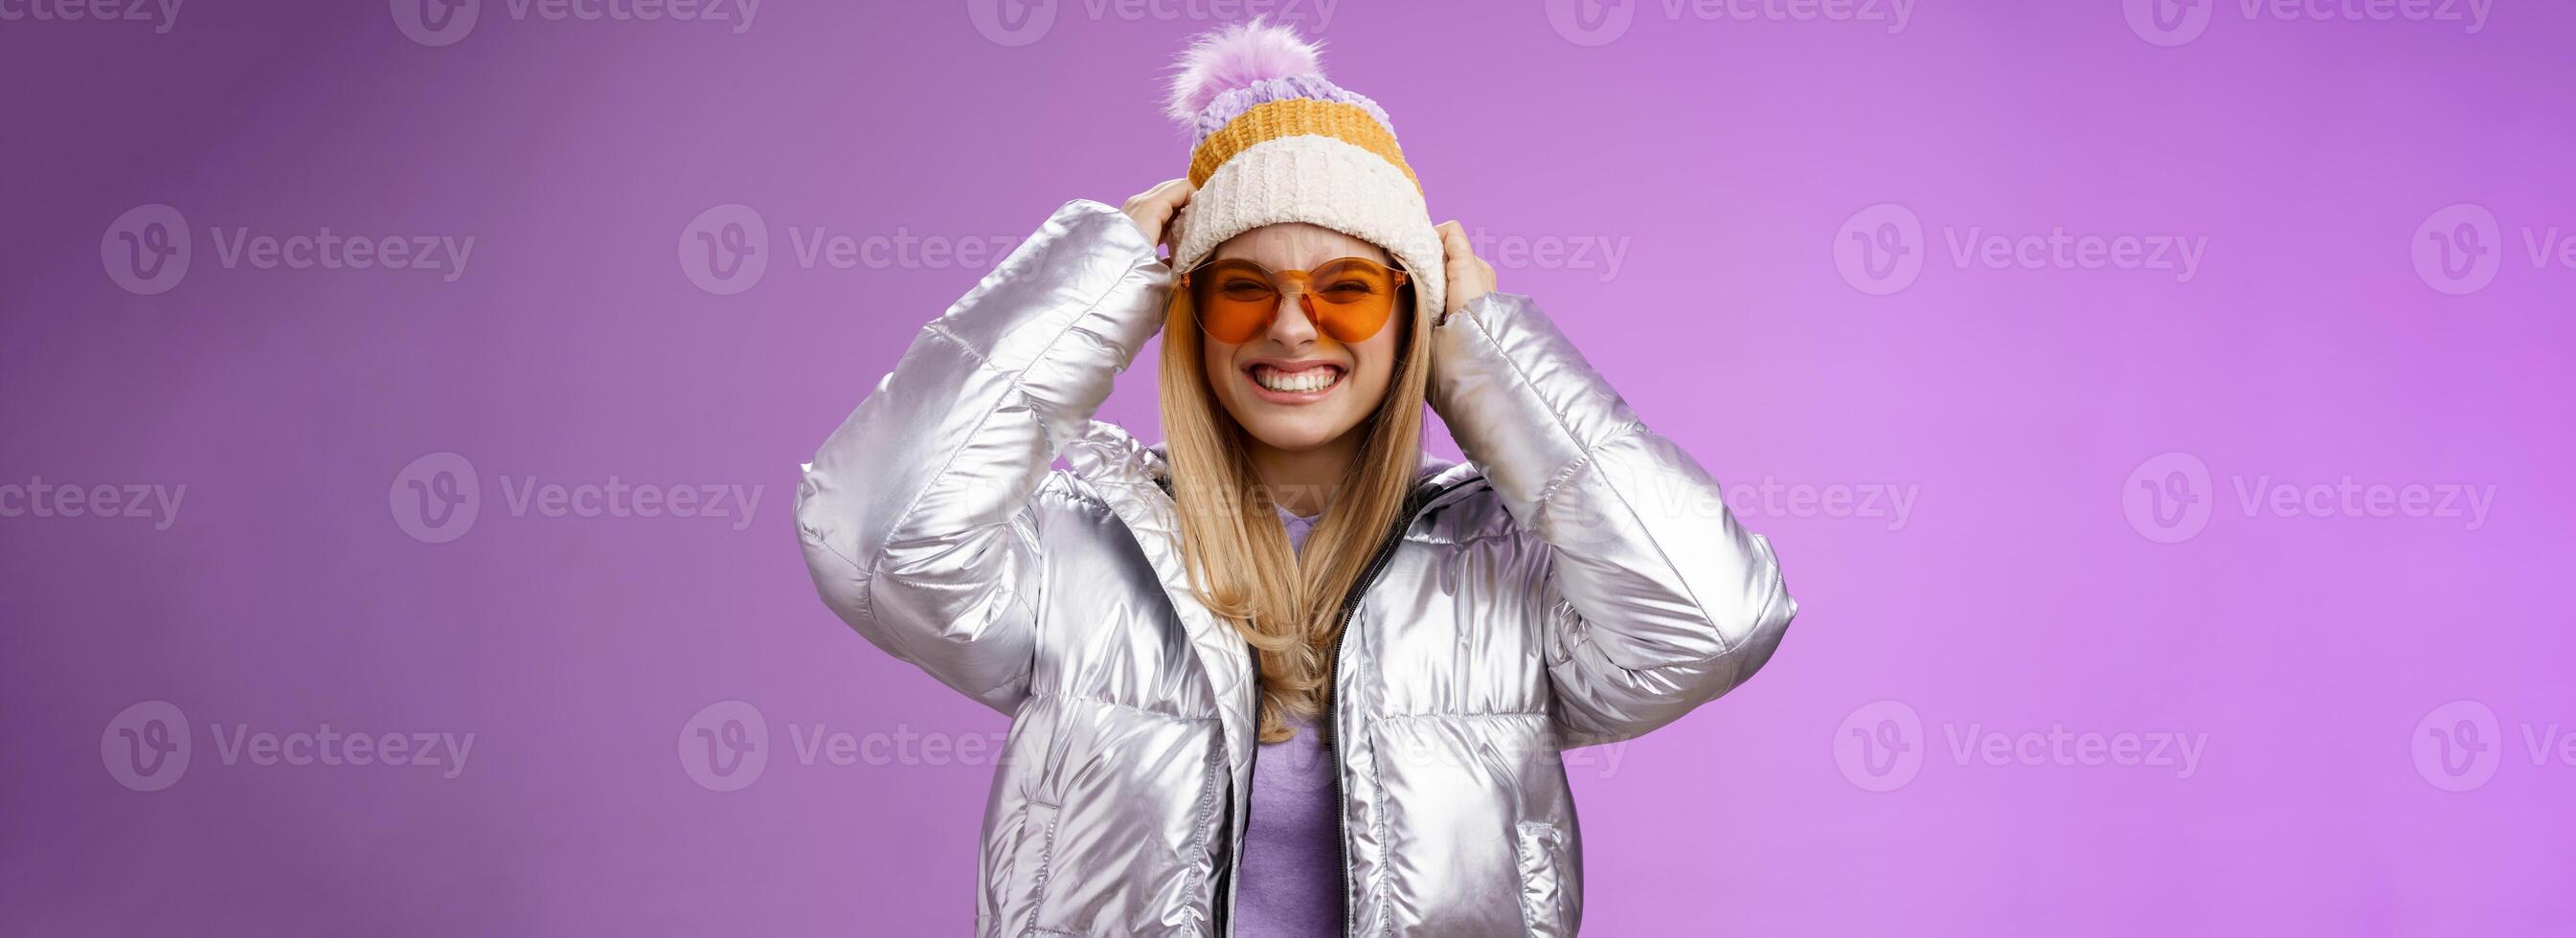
{"left": 1178, "top": 255, "right": 1412, "bottom": 345}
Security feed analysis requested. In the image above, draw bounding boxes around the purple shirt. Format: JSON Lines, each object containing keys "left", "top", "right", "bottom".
{"left": 1233, "top": 505, "right": 1340, "bottom": 936}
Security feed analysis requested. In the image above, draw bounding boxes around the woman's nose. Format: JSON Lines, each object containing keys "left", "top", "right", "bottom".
{"left": 1263, "top": 293, "right": 1320, "bottom": 346}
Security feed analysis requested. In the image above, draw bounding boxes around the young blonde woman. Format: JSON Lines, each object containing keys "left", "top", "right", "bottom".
{"left": 795, "top": 21, "right": 1796, "bottom": 937}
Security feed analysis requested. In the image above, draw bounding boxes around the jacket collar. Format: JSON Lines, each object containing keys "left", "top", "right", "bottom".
{"left": 1059, "top": 423, "right": 1261, "bottom": 793}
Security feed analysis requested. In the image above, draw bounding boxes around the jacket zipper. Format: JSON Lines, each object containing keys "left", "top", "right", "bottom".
{"left": 1319, "top": 479, "right": 1469, "bottom": 936}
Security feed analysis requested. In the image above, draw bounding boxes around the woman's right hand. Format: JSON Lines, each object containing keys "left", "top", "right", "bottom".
{"left": 1120, "top": 179, "right": 1195, "bottom": 259}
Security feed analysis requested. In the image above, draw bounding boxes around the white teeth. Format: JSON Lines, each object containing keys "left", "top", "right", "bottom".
{"left": 1253, "top": 366, "right": 1341, "bottom": 394}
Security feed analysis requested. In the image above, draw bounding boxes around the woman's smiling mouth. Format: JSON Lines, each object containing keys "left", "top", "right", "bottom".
{"left": 1245, "top": 361, "right": 1344, "bottom": 402}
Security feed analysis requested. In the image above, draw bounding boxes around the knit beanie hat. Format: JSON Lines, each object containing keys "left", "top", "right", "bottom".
{"left": 1164, "top": 20, "right": 1446, "bottom": 318}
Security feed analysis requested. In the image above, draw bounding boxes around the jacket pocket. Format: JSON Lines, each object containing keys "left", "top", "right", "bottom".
{"left": 994, "top": 798, "right": 1066, "bottom": 935}
{"left": 1512, "top": 820, "right": 1570, "bottom": 937}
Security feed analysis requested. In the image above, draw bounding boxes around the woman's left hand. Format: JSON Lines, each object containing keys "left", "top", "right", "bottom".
{"left": 1435, "top": 220, "right": 1496, "bottom": 320}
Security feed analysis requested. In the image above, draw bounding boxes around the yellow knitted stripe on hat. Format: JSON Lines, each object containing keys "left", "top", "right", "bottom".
{"left": 1186, "top": 98, "right": 1419, "bottom": 191}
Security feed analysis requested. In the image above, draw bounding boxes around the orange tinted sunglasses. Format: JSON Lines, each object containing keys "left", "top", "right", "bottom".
{"left": 1178, "top": 257, "right": 1411, "bottom": 345}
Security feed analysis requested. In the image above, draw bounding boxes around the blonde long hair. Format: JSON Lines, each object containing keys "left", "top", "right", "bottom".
{"left": 1158, "top": 272, "right": 1431, "bottom": 744}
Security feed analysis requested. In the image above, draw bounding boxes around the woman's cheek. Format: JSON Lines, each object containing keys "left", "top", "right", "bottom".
{"left": 1202, "top": 339, "right": 1236, "bottom": 402}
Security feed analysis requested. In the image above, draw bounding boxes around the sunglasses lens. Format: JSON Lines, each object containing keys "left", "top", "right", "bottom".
{"left": 1190, "top": 260, "right": 1277, "bottom": 344}
{"left": 1305, "top": 258, "right": 1401, "bottom": 343}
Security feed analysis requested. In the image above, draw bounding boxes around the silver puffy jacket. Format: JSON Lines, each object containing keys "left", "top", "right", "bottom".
{"left": 796, "top": 200, "right": 1796, "bottom": 936}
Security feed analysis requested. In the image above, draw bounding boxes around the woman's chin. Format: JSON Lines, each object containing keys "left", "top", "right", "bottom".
{"left": 1236, "top": 415, "right": 1356, "bottom": 454}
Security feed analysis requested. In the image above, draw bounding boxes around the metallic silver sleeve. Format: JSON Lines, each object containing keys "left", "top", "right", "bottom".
{"left": 794, "top": 199, "right": 1170, "bottom": 712}
{"left": 1430, "top": 292, "right": 1798, "bottom": 746}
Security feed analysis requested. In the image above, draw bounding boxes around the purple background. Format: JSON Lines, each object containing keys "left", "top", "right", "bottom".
{"left": 6, "top": 1, "right": 2573, "bottom": 934}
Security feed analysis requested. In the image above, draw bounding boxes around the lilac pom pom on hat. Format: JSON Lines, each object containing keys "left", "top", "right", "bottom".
{"left": 1163, "top": 19, "right": 1446, "bottom": 317}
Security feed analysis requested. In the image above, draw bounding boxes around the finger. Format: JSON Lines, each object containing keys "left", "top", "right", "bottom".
{"left": 1438, "top": 226, "right": 1473, "bottom": 260}
{"left": 1130, "top": 179, "right": 1190, "bottom": 212}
